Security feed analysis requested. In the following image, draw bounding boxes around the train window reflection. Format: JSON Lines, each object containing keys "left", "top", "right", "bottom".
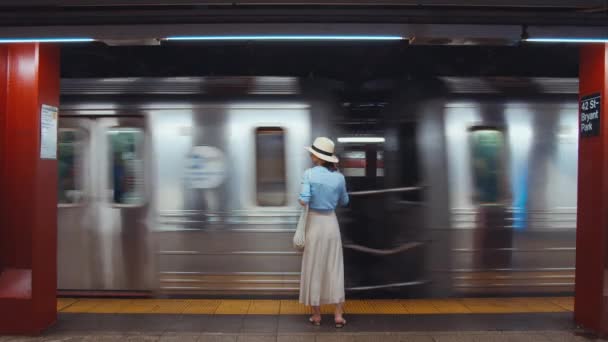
{"left": 108, "top": 128, "right": 145, "bottom": 205}
{"left": 255, "top": 127, "right": 287, "bottom": 206}
{"left": 58, "top": 129, "right": 84, "bottom": 204}
{"left": 469, "top": 128, "right": 506, "bottom": 204}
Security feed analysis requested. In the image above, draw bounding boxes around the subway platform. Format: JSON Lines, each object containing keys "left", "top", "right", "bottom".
{"left": 1, "top": 297, "right": 604, "bottom": 341}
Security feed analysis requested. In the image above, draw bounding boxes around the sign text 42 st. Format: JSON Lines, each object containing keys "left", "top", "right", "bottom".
{"left": 580, "top": 93, "right": 601, "bottom": 138}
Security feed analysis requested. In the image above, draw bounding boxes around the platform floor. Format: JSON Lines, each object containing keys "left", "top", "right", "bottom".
{"left": 2, "top": 297, "right": 601, "bottom": 341}
{"left": 0, "top": 311, "right": 603, "bottom": 341}
{"left": 56, "top": 297, "right": 574, "bottom": 315}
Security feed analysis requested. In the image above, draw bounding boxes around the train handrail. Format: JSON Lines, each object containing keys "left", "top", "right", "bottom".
{"left": 343, "top": 241, "right": 425, "bottom": 255}
{"left": 348, "top": 186, "right": 423, "bottom": 197}
{"left": 348, "top": 280, "right": 429, "bottom": 291}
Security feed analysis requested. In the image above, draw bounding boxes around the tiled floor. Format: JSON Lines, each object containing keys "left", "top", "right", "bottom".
{"left": 1, "top": 298, "right": 589, "bottom": 341}
{"left": 0, "top": 311, "right": 605, "bottom": 341}
{"left": 0, "top": 331, "right": 604, "bottom": 342}
{"left": 56, "top": 297, "right": 575, "bottom": 315}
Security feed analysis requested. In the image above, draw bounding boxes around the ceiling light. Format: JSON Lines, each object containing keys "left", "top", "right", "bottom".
{"left": 164, "top": 35, "right": 405, "bottom": 41}
{"left": 0, "top": 38, "right": 94, "bottom": 43}
{"left": 524, "top": 38, "right": 608, "bottom": 44}
{"left": 338, "top": 137, "right": 386, "bottom": 143}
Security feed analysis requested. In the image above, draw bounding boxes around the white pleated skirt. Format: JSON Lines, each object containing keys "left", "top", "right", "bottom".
{"left": 299, "top": 210, "right": 345, "bottom": 306}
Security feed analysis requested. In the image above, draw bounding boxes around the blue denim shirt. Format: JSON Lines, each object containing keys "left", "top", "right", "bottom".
{"left": 299, "top": 166, "right": 349, "bottom": 211}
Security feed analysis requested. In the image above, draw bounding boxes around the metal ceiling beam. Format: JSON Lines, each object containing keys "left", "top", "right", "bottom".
{"left": 0, "top": 7, "right": 607, "bottom": 27}
{"left": 0, "top": 0, "right": 605, "bottom": 8}
{"left": 0, "top": 22, "right": 605, "bottom": 47}
{"left": 0, "top": 1, "right": 606, "bottom": 44}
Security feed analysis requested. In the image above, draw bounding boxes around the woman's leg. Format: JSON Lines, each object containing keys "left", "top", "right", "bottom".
{"left": 334, "top": 302, "right": 344, "bottom": 322}
{"left": 312, "top": 306, "right": 321, "bottom": 321}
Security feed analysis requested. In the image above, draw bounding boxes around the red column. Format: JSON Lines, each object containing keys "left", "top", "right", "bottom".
{"left": 576, "top": 44, "right": 608, "bottom": 335}
{"left": 0, "top": 46, "right": 6, "bottom": 273}
{"left": 0, "top": 43, "right": 59, "bottom": 335}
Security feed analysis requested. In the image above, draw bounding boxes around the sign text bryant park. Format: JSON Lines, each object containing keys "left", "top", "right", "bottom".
{"left": 580, "top": 94, "right": 601, "bottom": 137}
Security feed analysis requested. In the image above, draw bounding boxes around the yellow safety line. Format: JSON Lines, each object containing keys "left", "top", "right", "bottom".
{"left": 56, "top": 297, "right": 574, "bottom": 315}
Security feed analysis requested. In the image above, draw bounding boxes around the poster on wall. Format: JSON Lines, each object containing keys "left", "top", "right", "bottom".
{"left": 40, "top": 104, "right": 58, "bottom": 159}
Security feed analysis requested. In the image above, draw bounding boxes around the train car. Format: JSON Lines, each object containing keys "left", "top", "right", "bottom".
{"left": 57, "top": 77, "right": 338, "bottom": 295}
{"left": 56, "top": 76, "right": 578, "bottom": 298}
{"left": 381, "top": 77, "right": 578, "bottom": 297}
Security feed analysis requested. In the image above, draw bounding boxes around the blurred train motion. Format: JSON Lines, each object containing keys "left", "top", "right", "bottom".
{"left": 56, "top": 76, "right": 577, "bottom": 298}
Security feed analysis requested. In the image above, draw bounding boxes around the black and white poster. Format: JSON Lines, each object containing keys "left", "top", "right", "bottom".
{"left": 40, "top": 104, "right": 58, "bottom": 159}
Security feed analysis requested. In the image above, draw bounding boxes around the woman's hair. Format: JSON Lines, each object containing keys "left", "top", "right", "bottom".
{"left": 321, "top": 160, "right": 337, "bottom": 172}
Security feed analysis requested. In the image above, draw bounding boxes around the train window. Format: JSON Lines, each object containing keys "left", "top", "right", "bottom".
{"left": 255, "top": 127, "right": 287, "bottom": 206}
{"left": 340, "top": 149, "right": 384, "bottom": 178}
{"left": 58, "top": 129, "right": 84, "bottom": 204}
{"left": 469, "top": 127, "right": 506, "bottom": 204}
{"left": 376, "top": 151, "right": 384, "bottom": 177}
{"left": 341, "top": 150, "right": 366, "bottom": 177}
{"left": 108, "top": 128, "right": 145, "bottom": 205}
{"left": 398, "top": 122, "right": 421, "bottom": 202}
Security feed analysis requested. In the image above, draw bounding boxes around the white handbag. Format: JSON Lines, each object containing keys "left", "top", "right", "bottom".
{"left": 293, "top": 206, "right": 309, "bottom": 249}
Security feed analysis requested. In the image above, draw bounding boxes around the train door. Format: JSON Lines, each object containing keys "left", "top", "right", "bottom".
{"left": 57, "top": 118, "right": 94, "bottom": 290}
{"left": 468, "top": 127, "right": 512, "bottom": 270}
{"left": 58, "top": 116, "right": 150, "bottom": 292}
{"left": 337, "top": 125, "right": 426, "bottom": 297}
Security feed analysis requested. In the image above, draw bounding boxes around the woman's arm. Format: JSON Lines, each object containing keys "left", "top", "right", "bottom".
{"left": 339, "top": 177, "right": 349, "bottom": 207}
{"left": 298, "top": 170, "right": 311, "bottom": 207}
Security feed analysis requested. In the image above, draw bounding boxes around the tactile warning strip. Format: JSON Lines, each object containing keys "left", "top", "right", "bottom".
{"left": 56, "top": 297, "right": 574, "bottom": 315}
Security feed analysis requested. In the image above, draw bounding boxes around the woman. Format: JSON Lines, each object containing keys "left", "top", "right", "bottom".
{"left": 298, "top": 137, "right": 349, "bottom": 328}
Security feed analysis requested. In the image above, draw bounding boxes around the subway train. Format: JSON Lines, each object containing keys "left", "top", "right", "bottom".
{"left": 56, "top": 76, "right": 577, "bottom": 298}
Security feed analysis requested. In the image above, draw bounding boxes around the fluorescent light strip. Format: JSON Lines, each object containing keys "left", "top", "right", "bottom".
{"left": 338, "top": 137, "right": 386, "bottom": 143}
{"left": 165, "top": 35, "right": 405, "bottom": 41}
{"left": 0, "top": 38, "right": 94, "bottom": 43}
{"left": 525, "top": 38, "right": 608, "bottom": 44}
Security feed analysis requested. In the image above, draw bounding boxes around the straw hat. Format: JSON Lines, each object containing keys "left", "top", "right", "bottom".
{"left": 306, "top": 137, "right": 339, "bottom": 163}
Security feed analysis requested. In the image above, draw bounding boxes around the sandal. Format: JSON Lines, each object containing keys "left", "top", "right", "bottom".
{"left": 335, "top": 318, "right": 347, "bottom": 328}
{"left": 309, "top": 316, "right": 321, "bottom": 326}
